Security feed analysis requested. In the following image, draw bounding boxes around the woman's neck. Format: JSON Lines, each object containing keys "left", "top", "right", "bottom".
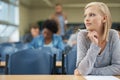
{"left": 97, "top": 29, "right": 104, "bottom": 40}
{"left": 97, "top": 30, "right": 107, "bottom": 55}
{"left": 95, "top": 30, "right": 107, "bottom": 47}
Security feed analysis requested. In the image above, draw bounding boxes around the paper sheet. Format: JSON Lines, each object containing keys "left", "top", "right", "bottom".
{"left": 84, "top": 76, "right": 120, "bottom": 80}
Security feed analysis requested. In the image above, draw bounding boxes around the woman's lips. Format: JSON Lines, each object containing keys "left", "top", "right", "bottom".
{"left": 85, "top": 23, "right": 91, "bottom": 27}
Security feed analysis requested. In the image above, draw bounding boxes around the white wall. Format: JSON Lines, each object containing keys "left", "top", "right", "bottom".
{"left": 110, "top": 7, "right": 120, "bottom": 22}
{"left": 29, "top": 8, "right": 53, "bottom": 23}
{"left": 19, "top": 4, "right": 30, "bottom": 36}
{"left": 19, "top": 7, "right": 120, "bottom": 36}
{"left": 29, "top": 7, "right": 120, "bottom": 23}
{"left": 29, "top": 8, "right": 84, "bottom": 23}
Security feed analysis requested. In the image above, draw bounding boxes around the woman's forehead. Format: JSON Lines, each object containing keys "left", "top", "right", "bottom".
{"left": 85, "top": 6, "right": 98, "bottom": 11}
{"left": 84, "top": 6, "right": 100, "bottom": 14}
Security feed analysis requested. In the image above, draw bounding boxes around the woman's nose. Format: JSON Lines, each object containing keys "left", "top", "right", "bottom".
{"left": 85, "top": 16, "right": 89, "bottom": 22}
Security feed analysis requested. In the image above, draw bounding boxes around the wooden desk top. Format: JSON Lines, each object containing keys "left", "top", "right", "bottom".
{"left": 116, "top": 76, "right": 120, "bottom": 79}
{"left": 0, "top": 61, "right": 62, "bottom": 67}
{"left": 0, "top": 75, "right": 85, "bottom": 80}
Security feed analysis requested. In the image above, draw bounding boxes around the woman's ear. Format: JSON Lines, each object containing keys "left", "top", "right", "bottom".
{"left": 103, "top": 16, "right": 107, "bottom": 23}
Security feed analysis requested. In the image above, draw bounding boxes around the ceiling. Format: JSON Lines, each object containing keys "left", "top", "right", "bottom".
{"left": 20, "top": 0, "right": 120, "bottom": 8}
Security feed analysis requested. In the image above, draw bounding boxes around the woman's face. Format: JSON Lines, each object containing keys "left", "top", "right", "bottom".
{"left": 43, "top": 28, "right": 53, "bottom": 39}
{"left": 84, "top": 6, "right": 105, "bottom": 32}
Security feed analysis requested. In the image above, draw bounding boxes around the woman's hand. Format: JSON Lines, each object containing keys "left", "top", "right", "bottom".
{"left": 87, "top": 31, "right": 99, "bottom": 45}
{"left": 74, "top": 69, "right": 81, "bottom": 76}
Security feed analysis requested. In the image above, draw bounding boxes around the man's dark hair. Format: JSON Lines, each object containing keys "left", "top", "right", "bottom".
{"left": 42, "top": 19, "right": 58, "bottom": 33}
{"left": 30, "top": 23, "right": 39, "bottom": 30}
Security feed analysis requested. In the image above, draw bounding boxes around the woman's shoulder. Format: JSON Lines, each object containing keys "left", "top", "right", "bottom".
{"left": 108, "top": 29, "right": 119, "bottom": 43}
{"left": 109, "top": 29, "right": 118, "bottom": 33}
{"left": 109, "top": 29, "right": 119, "bottom": 39}
{"left": 53, "top": 34, "right": 62, "bottom": 39}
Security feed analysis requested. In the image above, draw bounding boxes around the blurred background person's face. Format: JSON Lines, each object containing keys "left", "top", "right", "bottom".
{"left": 43, "top": 28, "right": 53, "bottom": 39}
{"left": 31, "top": 28, "right": 40, "bottom": 37}
{"left": 55, "top": 5, "right": 62, "bottom": 14}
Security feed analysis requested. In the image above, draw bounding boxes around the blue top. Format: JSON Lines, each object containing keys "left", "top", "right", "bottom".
{"left": 43, "top": 42, "right": 53, "bottom": 47}
{"left": 29, "top": 34, "right": 65, "bottom": 51}
{"left": 58, "top": 15, "right": 65, "bottom": 36}
{"left": 77, "top": 29, "right": 120, "bottom": 75}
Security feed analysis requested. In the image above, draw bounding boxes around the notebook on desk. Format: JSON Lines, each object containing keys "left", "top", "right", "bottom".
{"left": 84, "top": 76, "right": 120, "bottom": 80}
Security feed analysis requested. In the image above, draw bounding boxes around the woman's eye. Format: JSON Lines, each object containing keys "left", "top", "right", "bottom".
{"left": 90, "top": 13, "right": 95, "bottom": 17}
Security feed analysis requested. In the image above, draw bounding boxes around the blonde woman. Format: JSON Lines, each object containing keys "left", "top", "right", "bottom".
{"left": 74, "top": 2, "right": 120, "bottom": 75}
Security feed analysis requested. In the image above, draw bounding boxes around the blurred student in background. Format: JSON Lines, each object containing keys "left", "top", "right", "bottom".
{"left": 50, "top": 3, "right": 68, "bottom": 39}
{"left": 74, "top": 2, "right": 120, "bottom": 75}
{"left": 30, "top": 20, "right": 64, "bottom": 60}
{"left": 21, "top": 23, "right": 40, "bottom": 43}
{"left": 67, "top": 26, "right": 79, "bottom": 47}
{"left": 29, "top": 19, "right": 65, "bottom": 60}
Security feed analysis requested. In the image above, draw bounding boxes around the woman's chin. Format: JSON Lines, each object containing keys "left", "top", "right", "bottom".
{"left": 86, "top": 28, "right": 94, "bottom": 31}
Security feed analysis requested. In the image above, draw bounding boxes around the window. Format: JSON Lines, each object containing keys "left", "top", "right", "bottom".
{"left": 0, "top": 24, "right": 7, "bottom": 34}
{"left": 0, "top": 0, "right": 19, "bottom": 43}
{"left": 0, "top": 1, "right": 8, "bottom": 22}
{"left": 10, "top": 0, "right": 18, "bottom": 4}
{"left": 0, "top": 26, "right": 16, "bottom": 37}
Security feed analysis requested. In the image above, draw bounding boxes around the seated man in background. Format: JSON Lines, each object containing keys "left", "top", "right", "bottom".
{"left": 29, "top": 19, "right": 65, "bottom": 60}
{"left": 21, "top": 23, "right": 40, "bottom": 43}
{"left": 67, "top": 26, "right": 79, "bottom": 47}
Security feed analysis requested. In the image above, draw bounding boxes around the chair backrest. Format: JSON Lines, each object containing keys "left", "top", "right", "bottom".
{"left": 65, "top": 45, "right": 77, "bottom": 74}
{"left": 0, "top": 43, "right": 13, "bottom": 47}
{"left": 14, "top": 43, "right": 29, "bottom": 52}
{"left": 9, "top": 48, "right": 54, "bottom": 74}
{"left": 39, "top": 47, "right": 61, "bottom": 61}
{"left": 0, "top": 46, "right": 15, "bottom": 61}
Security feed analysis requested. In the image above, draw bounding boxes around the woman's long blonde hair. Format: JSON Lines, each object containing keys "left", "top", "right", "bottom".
{"left": 85, "top": 2, "right": 112, "bottom": 41}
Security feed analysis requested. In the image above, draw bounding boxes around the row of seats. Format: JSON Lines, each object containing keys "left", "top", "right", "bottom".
{"left": 65, "top": 45, "right": 77, "bottom": 74}
{"left": 0, "top": 42, "right": 77, "bottom": 74}
{"left": 0, "top": 42, "right": 29, "bottom": 61}
{"left": 6, "top": 48, "right": 56, "bottom": 74}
